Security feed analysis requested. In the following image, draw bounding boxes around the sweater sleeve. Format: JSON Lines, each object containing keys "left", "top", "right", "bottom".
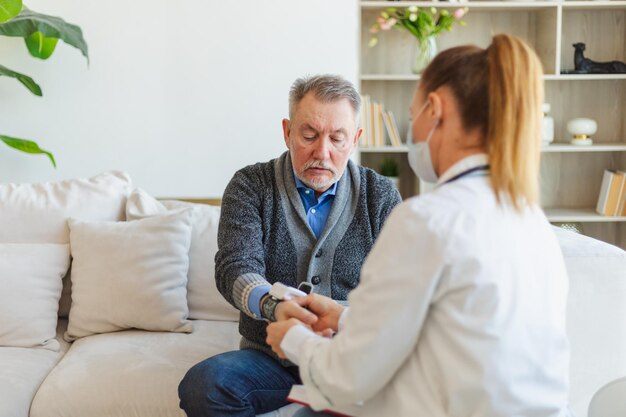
{"left": 215, "top": 167, "right": 271, "bottom": 319}
{"left": 360, "top": 168, "right": 403, "bottom": 238}
{"left": 376, "top": 175, "right": 402, "bottom": 231}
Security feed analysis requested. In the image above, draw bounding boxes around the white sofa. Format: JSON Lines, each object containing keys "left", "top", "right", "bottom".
{"left": 0, "top": 171, "right": 624, "bottom": 417}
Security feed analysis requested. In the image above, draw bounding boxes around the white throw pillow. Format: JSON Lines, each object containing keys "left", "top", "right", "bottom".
{"left": 0, "top": 171, "right": 131, "bottom": 244}
{"left": 0, "top": 243, "right": 70, "bottom": 351}
{"left": 0, "top": 170, "right": 133, "bottom": 318}
{"left": 552, "top": 225, "right": 626, "bottom": 259}
{"left": 65, "top": 210, "right": 194, "bottom": 341}
{"left": 126, "top": 188, "right": 239, "bottom": 321}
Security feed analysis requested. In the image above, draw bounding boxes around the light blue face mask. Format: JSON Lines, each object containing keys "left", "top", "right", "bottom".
{"left": 407, "top": 101, "right": 439, "bottom": 183}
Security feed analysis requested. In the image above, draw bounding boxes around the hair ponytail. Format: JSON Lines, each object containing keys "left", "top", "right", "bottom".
{"left": 486, "top": 34, "right": 544, "bottom": 209}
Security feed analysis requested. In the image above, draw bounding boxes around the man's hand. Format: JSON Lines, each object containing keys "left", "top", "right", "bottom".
{"left": 274, "top": 298, "right": 318, "bottom": 325}
{"left": 266, "top": 318, "right": 301, "bottom": 359}
{"left": 299, "top": 293, "right": 345, "bottom": 333}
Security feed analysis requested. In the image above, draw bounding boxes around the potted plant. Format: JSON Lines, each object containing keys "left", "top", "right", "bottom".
{"left": 379, "top": 157, "right": 400, "bottom": 190}
{"left": 0, "top": 0, "right": 88, "bottom": 167}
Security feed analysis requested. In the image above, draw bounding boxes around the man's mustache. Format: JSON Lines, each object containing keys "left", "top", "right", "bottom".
{"left": 303, "top": 160, "right": 336, "bottom": 175}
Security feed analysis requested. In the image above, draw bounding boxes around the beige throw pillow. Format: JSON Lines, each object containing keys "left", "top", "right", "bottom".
{"left": 65, "top": 210, "right": 194, "bottom": 341}
{"left": 126, "top": 188, "right": 239, "bottom": 321}
{"left": 0, "top": 243, "right": 70, "bottom": 350}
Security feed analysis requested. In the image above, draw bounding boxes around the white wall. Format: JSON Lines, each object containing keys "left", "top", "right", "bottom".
{"left": 0, "top": 0, "right": 359, "bottom": 198}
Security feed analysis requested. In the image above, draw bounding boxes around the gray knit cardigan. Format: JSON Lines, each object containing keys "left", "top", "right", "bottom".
{"left": 215, "top": 152, "right": 402, "bottom": 357}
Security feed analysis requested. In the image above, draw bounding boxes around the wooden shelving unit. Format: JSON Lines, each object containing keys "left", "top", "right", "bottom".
{"left": 358, "top": 0, "right": 626, "bottom": 248}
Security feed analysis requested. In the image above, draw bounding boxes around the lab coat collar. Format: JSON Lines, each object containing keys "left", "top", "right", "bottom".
{"left": 436, "top": 153, "right": 489, "bottom": 186}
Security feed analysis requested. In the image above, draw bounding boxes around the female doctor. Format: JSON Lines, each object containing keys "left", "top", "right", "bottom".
{"left": 266, "top": 34, "right": 571, "bottom": 417}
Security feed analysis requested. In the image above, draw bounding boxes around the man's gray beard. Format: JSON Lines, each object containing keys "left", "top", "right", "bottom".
{"left": 298, "top": 175, "right": 339, "bottom": 193}
{"left": 289, "top": 145, "right": 342, "bottom": 192}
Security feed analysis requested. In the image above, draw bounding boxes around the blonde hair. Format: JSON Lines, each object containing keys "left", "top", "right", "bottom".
{"left": 420, "top": 34, "right": 544, "bottom": 210}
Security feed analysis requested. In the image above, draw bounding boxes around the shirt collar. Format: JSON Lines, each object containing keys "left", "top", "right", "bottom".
{"left": 294, "top": 173, "right": 338, "bottom": 198}
{"left": 436, "top": 153, "right": 489, "bottom": 186}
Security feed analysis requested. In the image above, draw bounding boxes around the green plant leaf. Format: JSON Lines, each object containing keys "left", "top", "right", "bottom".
{"left": 379, "top": 158, "right": 399, "bottom": 177}
{"left": 25, "top": 30, "right": 58, "bottom": 59}
{"left": 0, "top": 0, "right": 21, "bottom": 23}
{"left": 0, "top": 64, "right": 42, "bottom": 95}
{"left": 1, "top": 134, "right": 56, "bottom": 167}
{"left": 0, "top": 6, "right": 88, "bottom": 61}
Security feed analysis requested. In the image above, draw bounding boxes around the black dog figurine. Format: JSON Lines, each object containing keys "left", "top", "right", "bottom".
{"left": 573, "top": 43, "right": 626, "bottom": 74}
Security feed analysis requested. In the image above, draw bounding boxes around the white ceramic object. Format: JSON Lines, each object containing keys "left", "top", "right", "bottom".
{"left": 567, "top": 118, "right": 597, "bottom": 146}
{"left": 541, "top": 103, "right": 554, "bottom": 145}
{"left": 588, "top": 376, "right": 626, "bottom": 417}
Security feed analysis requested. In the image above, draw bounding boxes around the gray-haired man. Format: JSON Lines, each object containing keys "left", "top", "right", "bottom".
{"left": 178, "top": 74, "right": 401, "bottom": 417}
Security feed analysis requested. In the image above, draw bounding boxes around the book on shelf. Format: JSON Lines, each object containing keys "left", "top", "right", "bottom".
{"left": 369, "top": 97, "right": 376, "bottom": 147}
{"left": 618, "top": 171, "right": 626, "bottom": 216}
{"left": 383, "top": 110, "right": 402, "bottom": 147}
{"left": 596, "top": 169, "right": 626, "bottom": 216}
{"left": 287, "top": 384, "right": 361, "bottom": 417}
{"left": 359, "top": 94, "right": 402, "bottom": 148}
{"left": 372, "top": 101, "right": 381, "bottom": 147}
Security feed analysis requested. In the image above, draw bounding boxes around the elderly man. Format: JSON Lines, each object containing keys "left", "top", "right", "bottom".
{"left": 178, "top": 74, "right": 401, "bottom": 417}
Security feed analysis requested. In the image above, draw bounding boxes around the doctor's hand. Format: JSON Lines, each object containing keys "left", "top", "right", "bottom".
{"left": 266, "top": 318, "right": 301, "bottom": 359}
{"left": 298, "top": 294, "right": 345, "bottom": 333}
{"left": 274, "top": 298, "right": 318, "bottom": 325}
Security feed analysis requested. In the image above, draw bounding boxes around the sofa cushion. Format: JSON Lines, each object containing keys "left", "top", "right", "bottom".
{"left": 65, "top": 210, "right": 194, "bottom": 342}
{"left": 30, "top": 320, "right": 240, "bottom": 417}
{"left": 0, "top": 170, "right": 132, "bottom": 318}
{"left": 0, "top": 243, "right": 70, "bottom": 350}
{"left": 0, "top": 319, "right": 71, "bottom": 417}
{"left": 126, "top": 188, "right": 239, "bottom": 321}
{"left": 553, "top": 227, "right": 626, "bottom": 417}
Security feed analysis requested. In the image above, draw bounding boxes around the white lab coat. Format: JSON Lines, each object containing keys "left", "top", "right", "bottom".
{"left": 281, "top": 154, "right": 570, "bottom": 417}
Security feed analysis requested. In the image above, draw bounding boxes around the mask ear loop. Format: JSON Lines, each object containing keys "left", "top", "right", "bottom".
{"left": 414, "top": 99, "right": 440, "bottom": 140}
{"left": 425, "top": 118, "right": 440, "bottom": 144}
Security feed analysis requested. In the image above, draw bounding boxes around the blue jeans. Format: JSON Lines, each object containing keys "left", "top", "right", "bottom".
{"left": 178, "top": 349, "right": 301, "bottom": 417}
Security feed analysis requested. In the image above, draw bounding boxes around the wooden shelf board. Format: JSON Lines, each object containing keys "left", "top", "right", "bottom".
{"left": 361, "top": 1, "right": 560, "bottom": 11}
{"left": 544, "top": 74, "right": 626, "bottom": 81}
{"left": 542, "top": 143, "right": 626, "bottom": 152}
{"left": 362, "top": 74, "right": 626, "bottom": 81}
{"left": 545, "top": 208, "right": 626, "bottom": 222}
{"left": 361, "top": 1, "right": 626, "bottom": 10}
{"left": 361, "top": 74, "right": 420, "bottom": 81}
{"left": 360, "top": 146, "right": 408, "bottom": 153}
{"left": 361, "top": 143, "right": 626, "bottom": 153}
{"left": 561, "top": 1, "right": 626, "bottom": 11}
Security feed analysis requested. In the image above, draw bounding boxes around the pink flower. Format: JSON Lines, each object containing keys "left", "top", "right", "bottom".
{"left": 373, "top": 16, "right": 396, "bottom": 32}
{"left": 380, "top": 18, "right": 397, "bottom": 30}
{"left": 454, "top": 8, "right": 466, "bottom": 19}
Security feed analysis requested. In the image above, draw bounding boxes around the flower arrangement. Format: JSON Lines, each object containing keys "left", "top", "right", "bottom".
{"left": 369, "top": 6, "right": 468, "bottom": 73}
{"left": 369, "top": 6, "right": 468, "bottom": 47}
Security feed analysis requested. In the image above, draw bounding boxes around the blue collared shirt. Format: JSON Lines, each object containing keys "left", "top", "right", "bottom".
{"left": 293, "top": 175, "right": 338, "bottom": 239}
{"left": 247, "top": 175, "right": 338, "bottom": 319}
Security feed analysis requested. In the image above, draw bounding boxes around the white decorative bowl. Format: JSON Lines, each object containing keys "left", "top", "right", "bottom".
{"left": 567, "top": 118, "right": 597, "bottom": 146}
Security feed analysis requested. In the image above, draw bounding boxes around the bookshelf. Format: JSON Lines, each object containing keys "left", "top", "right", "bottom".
{"left": 358, "top": 0, "right": 626, "bottom": 249}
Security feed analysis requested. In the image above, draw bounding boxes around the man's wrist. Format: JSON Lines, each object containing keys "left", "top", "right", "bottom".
{"left": 260, "top": 294, "right": 281, "bottom": 322}
{"left": 248, "top": 284, "right": 271, "bottom": 319}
